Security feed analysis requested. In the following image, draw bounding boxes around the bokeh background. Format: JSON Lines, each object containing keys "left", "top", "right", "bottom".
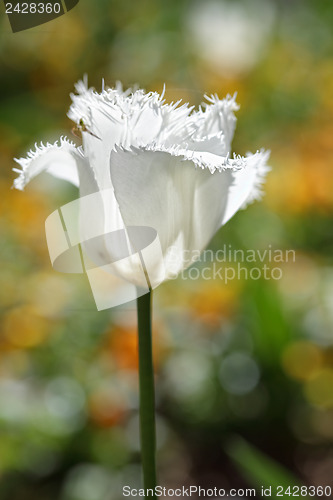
{"left": 1, "top": 0, "right": 333, "bottom": 498}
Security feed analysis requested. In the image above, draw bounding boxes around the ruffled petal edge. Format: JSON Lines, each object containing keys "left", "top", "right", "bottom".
{"left": 13, "top": 137, "right": 80, "bottom": 190}
{"left": 113, "top": 143, "right": 261, "bottom": 174}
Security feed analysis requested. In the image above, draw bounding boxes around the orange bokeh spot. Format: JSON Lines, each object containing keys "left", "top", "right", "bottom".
{"left": 109, "top": 326, "right": 139, "bottom": 372}
{"left": 89, "top": 391, "right": 126, "bottom": 428}
{"left": 103, "top": 323, "right": 165, "bottom": 373}
{"left": 190, "top": 280, "right": 240, "bottom": 329}
{"left": 266, "top": 119, "right": 333, "bottom": 215}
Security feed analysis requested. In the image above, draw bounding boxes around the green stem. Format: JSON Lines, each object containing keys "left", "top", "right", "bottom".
{"left": 137, "top": 290, "right": 157, "bottom": 497}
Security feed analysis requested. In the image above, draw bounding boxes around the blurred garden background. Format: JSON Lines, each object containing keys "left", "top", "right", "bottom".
{"left": 1, "top": 0, "right": 333, "bottom": 498}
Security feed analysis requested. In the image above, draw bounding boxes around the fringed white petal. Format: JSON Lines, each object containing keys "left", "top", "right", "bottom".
{"left": 67, "top": 79, "right": 196, "bottom": 189}
{"left": 13, "top": 137, "right": 81, "bottom": 190}
{"left": 130, "top": 143, "right": 248, "bottom": 173}
{"left": 109, "top": 146, "right": 254, "bottom": 282}
{"left": 222, "top": 149, "right": 271, "bottom": 224}
{"left": 157, "top": 93, "right": 239, "bottom": 154}
{"left": 155, "top": 100, "right": 195, "bottom": 146}
{"left": 181, "top": 131, "right": 227, "bottom": 156}
{"left": 68, "top": 76, "right": 135, "bottom": 126}
{"left": 68, "top": 78, "right": 195, "bottom": 147}
{"left": 67, "top": 80, "right": 239, "bottom": 163}
{"left": 108, "top": 146, "right": 270, "bottom": 282}
{"left": 240, "top": 149, "right": 271, "bottom": 207}
{"left": 191, "top": 93, "right": 239, "bottom": 152}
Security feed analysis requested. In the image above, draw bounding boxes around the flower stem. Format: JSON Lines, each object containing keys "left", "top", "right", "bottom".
{"left": 137, "top": 290, "right": 157, "bottom": 497}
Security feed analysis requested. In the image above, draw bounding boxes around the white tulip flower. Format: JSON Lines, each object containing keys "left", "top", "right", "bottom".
{"left": 13, "top": 79, "right": 270, "bottom": 295}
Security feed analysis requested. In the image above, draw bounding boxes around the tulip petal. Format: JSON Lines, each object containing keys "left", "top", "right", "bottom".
{"left": 184, "top": 131, "right": 228, "bottom": 156}
{"left": 201, "top": 93, "right": 239, "bottom": 146}
{"left": 13, "top": 137, "right": 81, "bottom": 190}
{"left": 68, "top": 79, "right": 166, "bottom": 189}
{"left": 110, "top": 147, "right": 240, "bottom": 279}
{"left": 191, "top": 93, "right": 239, "bottom": 153}
{"left": 109, "top": 146, "right": 270, "bottom": 279}
{"left": 221, "top": 149, "right": 271, "bottom": 224}
{"left": 161, "top": 94, "right": 239, "bottom": 155}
